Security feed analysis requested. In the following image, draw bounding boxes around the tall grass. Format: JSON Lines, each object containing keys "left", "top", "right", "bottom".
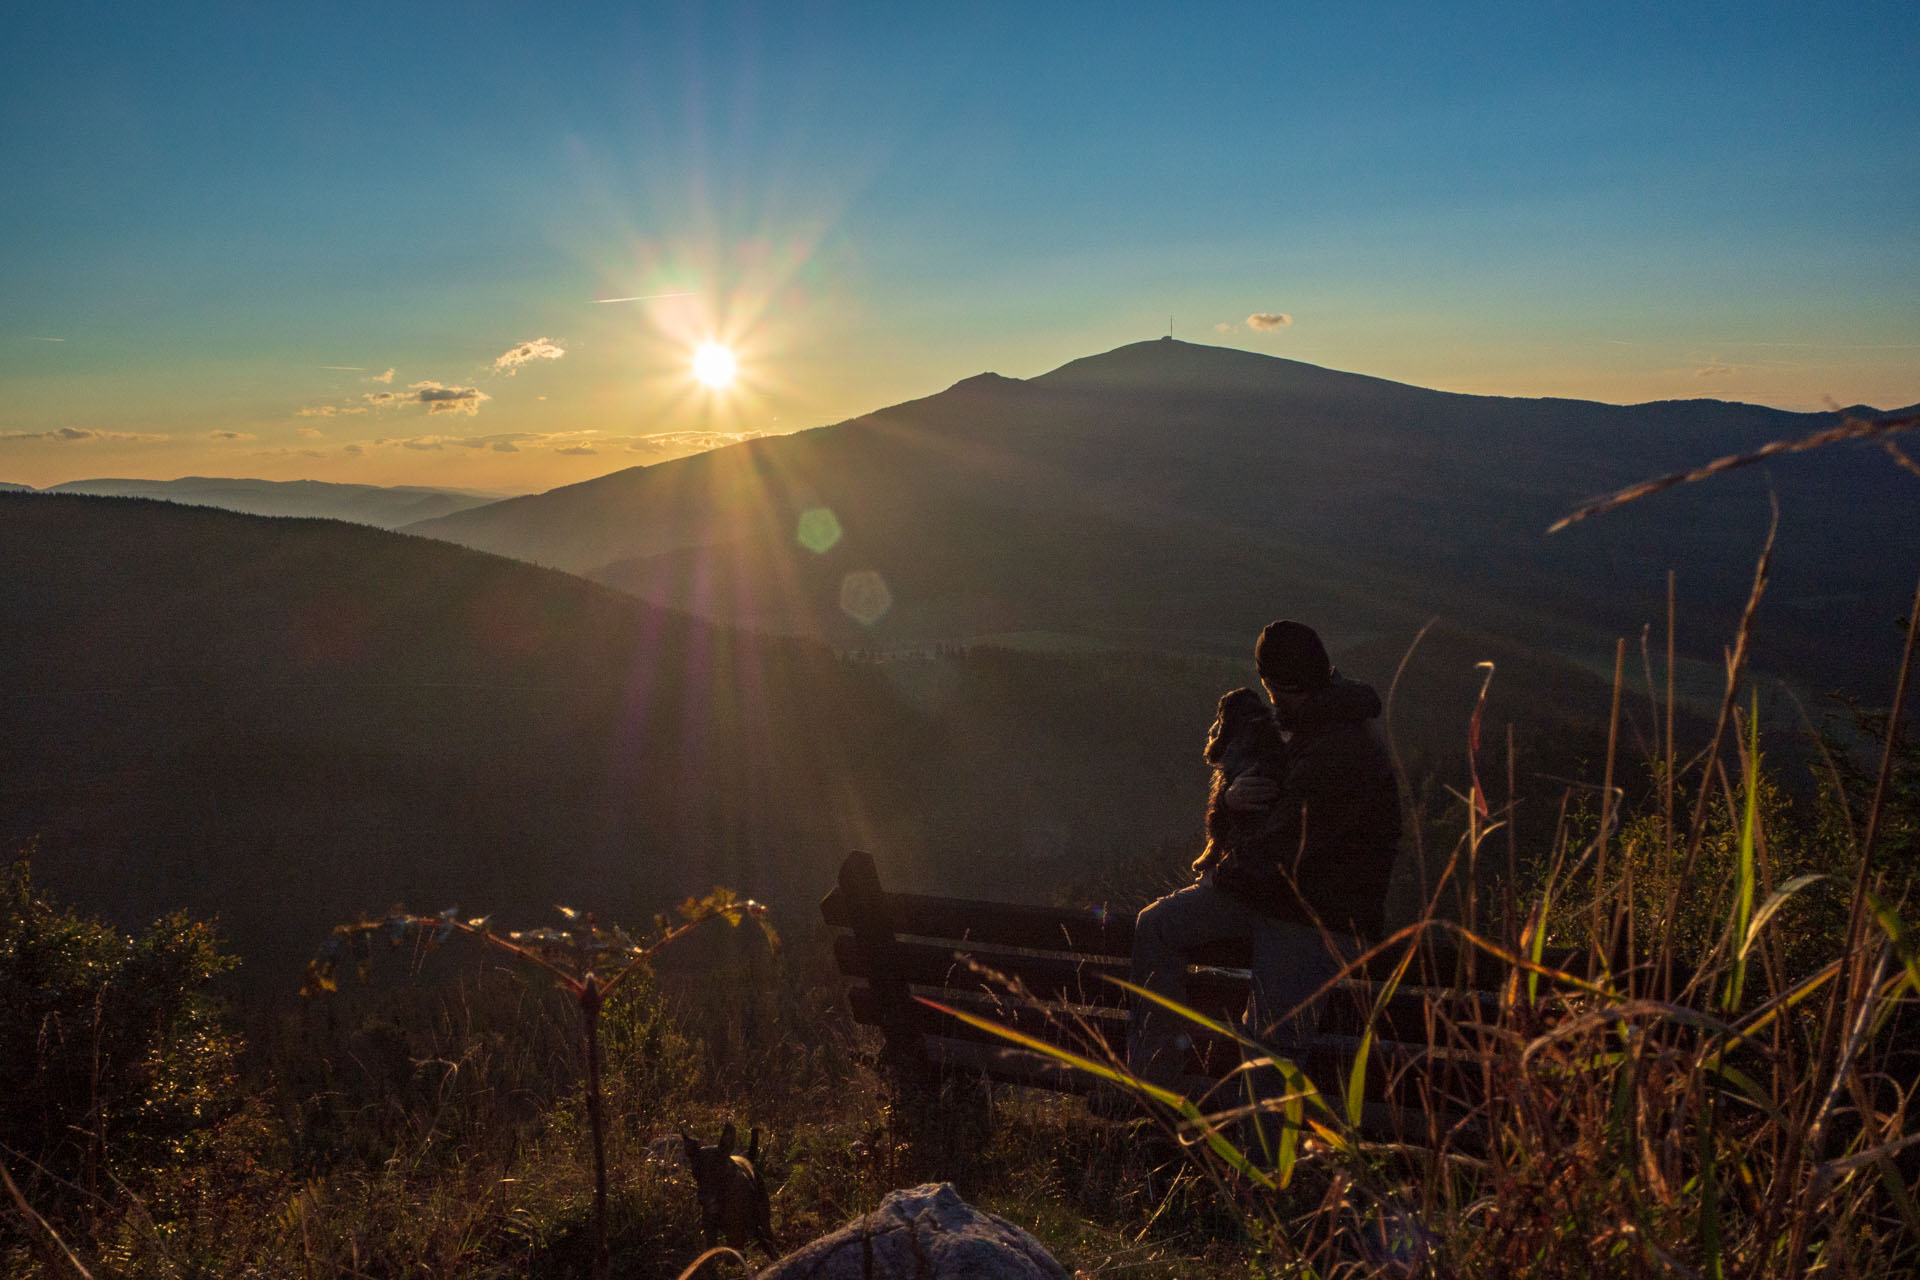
{"left": 978, "top": 431, "right": 1920, "bottom": 1277}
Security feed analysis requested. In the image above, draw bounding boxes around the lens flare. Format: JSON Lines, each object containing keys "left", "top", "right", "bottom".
{"left": 839, "top": 570, "right": 892, "bottom": 626}
{"left": 692, "top": 343, "right": 737, "bottom": 389}
{"left": 797, "top": 507, "right": 842, "bottom": 554}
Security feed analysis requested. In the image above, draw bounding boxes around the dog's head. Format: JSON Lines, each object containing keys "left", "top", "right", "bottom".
{"left": 1206, "top": 687, "right": 1276, "bottom": 767}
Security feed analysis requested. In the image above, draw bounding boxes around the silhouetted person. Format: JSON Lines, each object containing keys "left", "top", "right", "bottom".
{"left": 1129, "top": 619, "right": 1401, "bottom": 1095}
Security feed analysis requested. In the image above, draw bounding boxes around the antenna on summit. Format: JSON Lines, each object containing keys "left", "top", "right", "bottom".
{"left": 1167, "top": 316, "right": 1174, "bottom": 338}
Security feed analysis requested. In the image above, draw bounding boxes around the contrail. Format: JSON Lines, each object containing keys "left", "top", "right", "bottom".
{"left": 31, "top": 336, "right": 65, "bottom": 342}
{"left": 589, "top": 291, "right": 694, "bottom": 304}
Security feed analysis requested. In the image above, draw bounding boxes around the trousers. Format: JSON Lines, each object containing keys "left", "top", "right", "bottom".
{"left": 1128, "top": 875, "right": 1357, "bottom": 1095}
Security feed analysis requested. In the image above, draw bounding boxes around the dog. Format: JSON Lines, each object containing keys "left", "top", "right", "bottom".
{"left": 1192, "top": 686, "right": 1287, "bottom": 878}
{"left": 680, "top": 1121, "right": 775, "bottom": 1256}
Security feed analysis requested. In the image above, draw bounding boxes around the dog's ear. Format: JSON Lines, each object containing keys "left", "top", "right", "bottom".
{"left": 718, "top": 1121, "right": 737, "bottom": 1158}
{"left": 746, "top": 1126, "right": 760, "bottom": 1165}
{"left": 1205, "top": 692, "right": 1235, "bottom": 763}
{"left": 1208, "top": 688, "right": 1262, "bottom": 763}
{"left": 681, "top": 1131, "right": 700, "bottom": 1164}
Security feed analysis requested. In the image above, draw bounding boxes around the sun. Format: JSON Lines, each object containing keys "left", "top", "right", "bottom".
{"left": 691, "top": 342, "right": 737, "bottom": 389}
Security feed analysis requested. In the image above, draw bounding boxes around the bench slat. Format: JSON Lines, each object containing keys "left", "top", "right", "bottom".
{"left": 823, "top": 875, "right": 1603, "bottom": 990}
{"left": 821, "top": 884, "right": 1135, "bottom": 956}
{"left": 834, "top": 934, "right": 1498, "bottom": 1037}
{"left": 848, "top": 984, "right": 1130, "bottom": 1055}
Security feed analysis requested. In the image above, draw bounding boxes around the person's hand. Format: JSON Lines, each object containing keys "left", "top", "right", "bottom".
{"left": 1224, "top": 775, "right": 1278, "bottom": 811}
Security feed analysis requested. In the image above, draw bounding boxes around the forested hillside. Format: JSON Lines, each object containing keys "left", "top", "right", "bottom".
{"left": 1, "top": 493, "right": 1648, "bottom": 982}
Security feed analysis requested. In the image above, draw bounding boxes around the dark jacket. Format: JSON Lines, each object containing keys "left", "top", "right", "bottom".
{"left": 1210, "top": 674, "right": 1402, "bottom": 938}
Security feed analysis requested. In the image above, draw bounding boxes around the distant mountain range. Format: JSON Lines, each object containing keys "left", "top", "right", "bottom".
{"left": 405, "top": 340, "right": 1919, "bottom": 701}
{"left": 8, "top": 476, "right": 509, "bottom": 527}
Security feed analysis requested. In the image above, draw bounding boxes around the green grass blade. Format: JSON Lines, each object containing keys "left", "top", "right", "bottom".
{"left": 1722, "top": 693, "right": 1761, "bottom": 1012}
{"left": 1523, "top": 896, "right": 1549, "bottom": 1005}
{"left": 915, "top": 997, "right": 1186, "bottom": 1107}
{"left": 1347, "top": 944, "right": 1416, "bottom": 1128}
{"left": 1866, "top": 891, "right": 1920, "bottom": 996}
{"left": 1104, "top": 976, "right": 1339, "bottom": 1122}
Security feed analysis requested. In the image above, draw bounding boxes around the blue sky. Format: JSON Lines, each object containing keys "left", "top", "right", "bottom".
{"left": 3, "top": 1, "right": 1915, "bottom": 489}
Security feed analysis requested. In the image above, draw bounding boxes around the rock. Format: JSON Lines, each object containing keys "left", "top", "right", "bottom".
{"left": 757, "top": 1182, "right": 1069, "bottom": 1280}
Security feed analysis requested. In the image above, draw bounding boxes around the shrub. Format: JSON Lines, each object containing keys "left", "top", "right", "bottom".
{"left": 0, "top": 851, "right": 243, "bottom": 1215}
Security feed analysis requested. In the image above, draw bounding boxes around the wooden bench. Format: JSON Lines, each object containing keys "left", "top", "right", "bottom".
{"left": 820, "top": 849, "right": 1587, "bottom": 1139}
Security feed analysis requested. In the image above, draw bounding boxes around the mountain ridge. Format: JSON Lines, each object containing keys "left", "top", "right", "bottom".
{"left": 400, "top": 340, "right": 1919, "bottom": 699}
{"left": 23, "top": 475, "right": 510, "bottom": 528}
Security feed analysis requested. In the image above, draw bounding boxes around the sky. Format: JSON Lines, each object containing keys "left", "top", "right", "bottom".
{"left": 2, "top": 1, "right": 1916, "bottom": 492}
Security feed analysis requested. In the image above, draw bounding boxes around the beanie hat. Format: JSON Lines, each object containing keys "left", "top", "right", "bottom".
{"left": 1255, "top": 619, "right": 1331, "bottom": 691}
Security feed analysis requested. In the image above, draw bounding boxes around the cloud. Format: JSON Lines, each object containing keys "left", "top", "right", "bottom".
{"left": 1695, "top": 357, "right": 1737, "bottom": 377}
{"left": 446, "top": 433, "right": 537, "bottom": 452}
{"left": 364, "top": 382, "right": 489, "bottom": 416}
{"left": 343, "top": 444, "right": 364, "bottom": 456}
{"left": 1247, "top": 313, "right": 1293, "bottom": 331}
{"left": 297, "top": 426, "right": 324, "bottom": 439}
{"left": 494, "top": 337, "right": 565, "bottom": 374}
{"left": 1214, "top": 322, "right": 1233, "bottom": 333}
{"left": 371, "top": 368, "right": 395, "bottom": 384}
{"left": 624, "top": 429, "right": 766, "bottom": 454}
{"left": 557, "top": 445, "right": 598, "bottom": 455}
{"left": 207, "top": 430, "right": 256, "bottom": 440}
{"left": 402, "top": 437, "right": 446, "bottom": 451}
{"left": 0, "top": 427, "right": 166, "bottom": 443}
{"left": 296, "top": 404, "right": 366, "bottom": 418}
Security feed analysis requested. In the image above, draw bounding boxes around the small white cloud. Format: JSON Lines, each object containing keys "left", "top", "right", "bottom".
{"left": 297, "top": 426, "right": 324, "bottom": 439}
{"left": 297, "top": 404, "right": 367, "bottom": 418}
{"left": 1214, "top": 322, "right": 1232, "bottom": 333}
{"left": 557, "top": 445, "right": 598, "bottom": 455}
{"left": 207, "top": 430, "right": 256, "bottom": 441}
{"left": 343, "top": 443, "right": 364, "bottom": 456}
{"left": 493, "top": 337, "right": 565, "bottom": 375}
{"left": 371, "top": 368, "right": 395, "bottom": 384}
{"left": 1247, "top": 313, "right": 1292, "bottom": 331}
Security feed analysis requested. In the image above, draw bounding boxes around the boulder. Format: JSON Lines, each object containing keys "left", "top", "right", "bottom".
{"left": 757, "top": 1182, "right": 1069, "bottom": 1280}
